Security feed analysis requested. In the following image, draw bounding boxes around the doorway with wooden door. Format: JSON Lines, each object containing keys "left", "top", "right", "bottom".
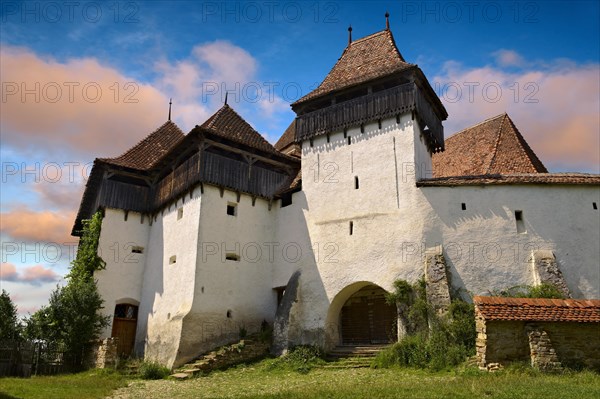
{"left": 340, "top": 284, "right": 397, "bottom": 345}
{"left": 111, "top": 304, "right": 138, "bottom": 357}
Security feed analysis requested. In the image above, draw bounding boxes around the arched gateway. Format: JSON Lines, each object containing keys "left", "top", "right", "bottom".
{"left": 326, "top": 282, "right": 398, "bottom": 347}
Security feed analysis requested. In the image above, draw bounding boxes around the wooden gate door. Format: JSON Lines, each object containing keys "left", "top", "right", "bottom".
{"left": 111, "top": 304, "right": 138, "bottom": 357}
{"left": 340, "top": 285, "right": 397, "bottom": 345}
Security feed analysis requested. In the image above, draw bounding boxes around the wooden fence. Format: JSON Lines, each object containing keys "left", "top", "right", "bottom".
{"left": 0, "top": 340, "right": 81, "bottom": 377}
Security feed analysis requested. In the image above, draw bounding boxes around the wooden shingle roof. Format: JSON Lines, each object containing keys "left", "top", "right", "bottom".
{"left": 474, "top": 296, "right": 600, "bottom": 323}
{"left": 201, "top": 104, "right": 280, "bottom": 156}
{"left": 432, "top": 113, "right": 547, "bottom": 178}
{"left": 293, "top": 29, "right": 415, "bottom": 105}
{"left": 99, "top": 121, "right": 185, "bottom": 170}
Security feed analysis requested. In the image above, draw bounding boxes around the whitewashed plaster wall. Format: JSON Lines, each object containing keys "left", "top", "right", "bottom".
{"left": 96, "top": 208, "right": 150, "bottom": 338}
{"left": 420, "top": 184, "right": 600, "bottom": 299}
{"left": 136, "top": 187, "right": 202, "bottom": 367}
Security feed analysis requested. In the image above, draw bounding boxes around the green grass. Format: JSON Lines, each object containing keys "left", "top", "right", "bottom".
{"left": 0, "top": 369, "right": 128, "bottom": 399}
{"left": 1, "top": 362, "right": 599, "bottom": 399}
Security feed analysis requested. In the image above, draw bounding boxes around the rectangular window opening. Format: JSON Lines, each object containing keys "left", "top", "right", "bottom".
{"left": 169, "top": 255, "right": 177, "bottom": 265}
{"left": 326, "top": 134, "right": 330, "bottom": 143}
{"left": 225, "top": 253, "right": 240, "bottom": 262}
{"left": 226, "top": 203, "right": 237, "bottom": 216}
{"left": 349, "top": 221, "right": 354, "bottom": 236}
{"left": 515, "top": 210, "right": 526, "bottom": 234}
{"left": 131, "top": 246, "right": 144, "bottom": 254}
{"left": 461, "top": 203, "right": 466, "bottom": 211}
{"left": 281, "top": 193, "right": 293, "bottom": 208}
{"left": 347, "top": 136, "right": 351, "bottom": 145}
{"left": 177, "top": 207, "right": 183, "bottom": 220}
{"left": 309, "top": 138, "right": 314, "bottom": 147}
{"left": 594, "top": 202, "right": 598, "bottom": 210}
{"left": 354, "top": 176, "right": 359, "bottom": 190}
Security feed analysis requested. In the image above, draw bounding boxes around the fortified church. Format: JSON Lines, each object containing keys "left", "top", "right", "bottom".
{"left": 73, "top": 18, "right": 600, "bottom": 367}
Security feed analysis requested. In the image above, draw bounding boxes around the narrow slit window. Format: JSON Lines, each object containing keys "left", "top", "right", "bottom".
{"left": 343, "top": 128, "right": 348, "bottom": 138}
{"left": 378, "top": 119, "right": 382, "bottom": 129}
{"left": 177, "top": 207, "right": 183, "bottom": 220}
{"left": 225, "top": 253, "right": 240, "bottom": 262}
{"left": 347, "top": 136, "right": 351, "bottom": 145}
{"left": 349, "top": 221, "right": 354, "bottom": 236}
{"left": 169, "top": 255, "right": 177, "bottom": 264}
{"left": 594, "top": 202, "right": 598, "bottom": 210}
{"left": 354, "top": 176, "right": 359, "bottom": 189}
{"left": 461, "top": 203, "right": 466, "bottom": 211}
{"left": 131, "top": 246, "right": 144, "bottom": 254}
{"left": 309, "top": 138, "right": 314, "bottom": 147}
{"left": 515, "top": 210, "right": 526, "bottom": 234}
{"left": 226, "top": 203, "right": 237, "bottom": 216}
{"left": 326, "top": 134, "right": 330, "bottom": 143}
{"left": 360, "top": 124, "right": 364, "bottom": 133}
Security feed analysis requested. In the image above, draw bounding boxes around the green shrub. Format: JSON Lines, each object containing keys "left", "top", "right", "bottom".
{"left": 139, "top": 361, "right": 170, "bottom": 380}
{"left": 492, "top": 284, "right": 565, "bottom": 299}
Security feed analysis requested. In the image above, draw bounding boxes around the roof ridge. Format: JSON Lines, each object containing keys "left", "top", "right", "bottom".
{"left": 200, "top": 104, "right": 280, "bottom": 155}
{"left": 102, "top": 120, "right": 182, "bottom": 161}
{"left": 485, "top": 113, "right": 508, "bottom": 174}
{"left": 445, "top": 113, "right": 505, "bottom": 143}
{"left": 503, "top": 115, "right": 548, "bottom": 173}
{"left": 99, "top": 120, "right": 185, "bottom": 170}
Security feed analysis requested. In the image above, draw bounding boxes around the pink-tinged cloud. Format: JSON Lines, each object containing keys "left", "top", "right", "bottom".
{"left": 492, "top": 49, "right": 526, "bottom": 68}
{"left": 1, "top": 263, "right": 59, "bottom": 286}
{"left": 0, "top": 207, "right": 76, "bottom": 244}
{"left": 21, "top": 265, "right": 60, "bottom": 284}
{"left": 434, "top": 53, "right": 600, "bottom": 172}
{"left": 0, "top": 45, "right": 170, "bottom": 159}
{"left": 1, "top": 263, "right": 19, "bottom": 281}
{"left": 32, "top": 179, "right": 85, "bottom": 212}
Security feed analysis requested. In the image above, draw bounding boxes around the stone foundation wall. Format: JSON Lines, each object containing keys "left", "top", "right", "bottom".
{"left": 477, "top": 319, "right": 600, "bottom": 371}
{"left": 86, "top": 338, "right": 118, "bottom": 369}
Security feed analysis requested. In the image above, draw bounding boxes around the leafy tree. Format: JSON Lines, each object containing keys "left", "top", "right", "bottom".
{"left": 23, "top": 211, "right": 110, "bottom": 364}
{"left": 0, "top": 289, "right": 21, "bottom": 340}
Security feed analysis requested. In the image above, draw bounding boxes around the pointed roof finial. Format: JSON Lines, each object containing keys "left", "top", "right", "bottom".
{"left": 348, "top": 25, "right": 353, "bottom": 46}
{"left": 168, "top": 98, "right": 172, "bottom": 121}
{"left": 385, "top": 11, "right": 390, "bottom": 30}
{"left": 224, "top": 91, "right": 228, "bottom": 105}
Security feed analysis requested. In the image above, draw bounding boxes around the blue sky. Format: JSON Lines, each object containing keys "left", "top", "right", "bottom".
{"left": 1, "top": 0, "right": 599, "bottom": 316}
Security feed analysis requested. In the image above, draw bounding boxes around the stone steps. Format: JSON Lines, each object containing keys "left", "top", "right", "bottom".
{"left": 324, "top": 345, "right": 388, "bottom": 368}
{"left": 170, "top": 338, "right": 269, "bottom": 380}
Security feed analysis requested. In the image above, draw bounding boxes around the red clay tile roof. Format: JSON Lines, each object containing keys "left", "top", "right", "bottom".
{"left": 474, "top": 296, "right": 600, "bottom": 323}
{"left": 275, "top": 120, "right": 296, "bottom": 150}
{"left": 432, "top": 113, "right": 547, "bottom": 178}
{"left": 201, "top": 104, "right": 280, "bottom": 155}
{"left": 99, "top": 121, "right": 185, "bottom": 170}
{"left": 293, "top": 29, "right": 415, "bottom": 105}
{"left": 275, "top": 120, "right": 301, "bottom": 158}
{"left": 417, "top": 173, "right": 600, "bottom": 186}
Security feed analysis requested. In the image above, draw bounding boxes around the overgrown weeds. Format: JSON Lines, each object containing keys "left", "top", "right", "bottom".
{"left": 375, "top": 279, "right": 476, "bottom": 370}
{"left": 263, "top": 345, "right": 325, "bottom": 374}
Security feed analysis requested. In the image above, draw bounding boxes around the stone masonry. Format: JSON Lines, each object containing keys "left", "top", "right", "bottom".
{"left": 424, "top": 247, "right": 452, "bottom": 317}
{"left": 531, "top": 250, "right": 571, "bottom": 298}
{"left": 86, "top": 338, "right": 118, "bottom": 369}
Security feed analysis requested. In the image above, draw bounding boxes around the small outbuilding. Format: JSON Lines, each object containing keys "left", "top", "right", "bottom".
{"left": 474, "top": 296, "right": 600, "bottom": 371}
